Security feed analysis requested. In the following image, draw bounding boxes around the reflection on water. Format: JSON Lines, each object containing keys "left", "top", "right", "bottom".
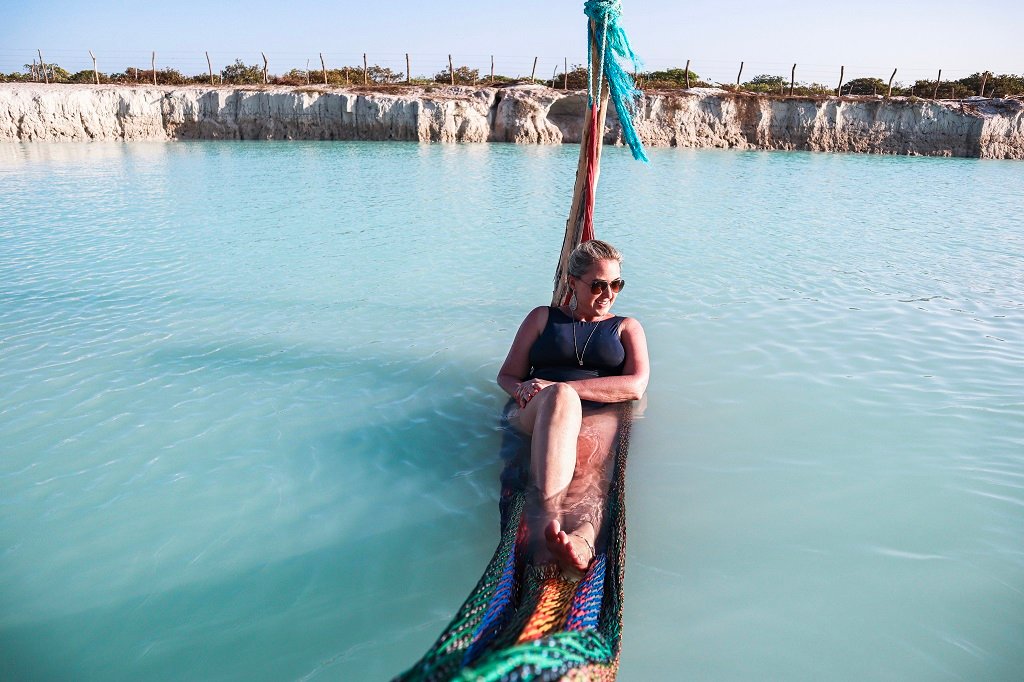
{"left": 1, "top": 142, "right": 1022, "bottom": 680}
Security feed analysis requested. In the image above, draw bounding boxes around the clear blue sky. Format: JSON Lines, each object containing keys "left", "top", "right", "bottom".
{"left": 4, "top": 0, "right": 1021, "bottom": 85}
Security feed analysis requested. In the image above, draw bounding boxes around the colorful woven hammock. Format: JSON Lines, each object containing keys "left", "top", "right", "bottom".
{"left": 394, "top": 403, "right": 633, "bottom": 681}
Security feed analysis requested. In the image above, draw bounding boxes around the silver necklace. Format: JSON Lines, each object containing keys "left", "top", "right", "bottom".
{"left": 572, "top": 311, "right": 602, "bottom": 366}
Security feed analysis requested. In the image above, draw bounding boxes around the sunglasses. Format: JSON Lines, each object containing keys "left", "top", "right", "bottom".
{"left": 580, "top": 277, "right": 625, "bottom": 295}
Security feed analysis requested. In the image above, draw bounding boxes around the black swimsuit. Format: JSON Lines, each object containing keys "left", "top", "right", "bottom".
{"left": 528, "top": 306, "right": 626, "bottom": 382}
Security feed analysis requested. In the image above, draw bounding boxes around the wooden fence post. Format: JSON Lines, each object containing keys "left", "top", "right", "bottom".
{"left": 736, "top": 60, "right": 743, "bottom": 87}
{"left": 531, "top": 56, "right": 538, "bottom": 82}
{"left": 206, "top": 51, "right": 214, "bottom": 85}
{"left": 38, "top": 50, "right": 49, "bottom": 84}
{"left": 932, "top": 69, "right": 941, "bottom": 99}
{"left": 836, "top": 65, "right": 844, "bottom": 96}
{"left": 449, "top": 54, "right": 454, "bottom": 85}
{"left": 89, "top": 50, "right": 99, "bottom": 85}
{"left": 320, "top": 53, "right": 327, "bottom": 85}
{"left": 790, "top": 63, "right": 796, "bottom": 95}
{"left": 363, "top": 53, "right": 368, "bottom": 85}
{"left": 564, "top": 57, "right": 568, "bottom": 89}
{"left": 345, "top": 67, "right": 349, "bottom": 85}
{"left": 406, "top": 53, "right": 411, "bottom": 84}
{"left": 491, "top": 55, "right": 494, "bottom": 85}
{"left": 685, "top": 59, "right": 691, "bottom": 88}
{"left": 261, "top": 52, "right": 268, "bottom": 84}
{"left": 151, "top": 51, "right": 157, "bottom": 85}
{"left": 887, "top": 68, "right": 897, "bottom": 97}
{"left": 31, "top": 60, "right": 37, "bottom": 82}
{"left": 978, "top": 71, "right": 989, "bottom": 96}
{"left": 551, "top": 65, "right": 557, "bottom": 88}
{"left": 305, "top": 59, "right": 310, "bottom": 85}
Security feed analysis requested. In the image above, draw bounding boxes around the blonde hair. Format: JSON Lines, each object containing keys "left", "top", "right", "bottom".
{"left": 568, "top": 239, "right": 622, "bottom": 278}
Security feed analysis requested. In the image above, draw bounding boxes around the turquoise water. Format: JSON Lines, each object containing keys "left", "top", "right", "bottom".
{"left": 1, "top": 141, "right": 1022, "bottom": 681}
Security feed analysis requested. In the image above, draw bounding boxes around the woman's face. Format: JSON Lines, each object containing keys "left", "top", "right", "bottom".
{"left": 570, "top": 259, "right": 622, "bottom": 318}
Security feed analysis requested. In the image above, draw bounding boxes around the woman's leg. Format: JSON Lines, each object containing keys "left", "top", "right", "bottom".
{"left": 552, "top": 404, "right": 622, "bottom": 571}
{"left": 513, "top": 382, "right": 583, "bottom": 503}
{"left": 511, "top": 383, "right": 585, "bottom": 569}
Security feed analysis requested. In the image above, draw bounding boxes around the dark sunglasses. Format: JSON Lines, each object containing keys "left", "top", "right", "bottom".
{"left": 581, "top": 277, "right": 625, "bottom": 295}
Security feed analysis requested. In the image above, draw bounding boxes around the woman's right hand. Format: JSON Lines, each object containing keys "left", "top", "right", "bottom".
{"left": 515, "top": 378, "right": 555, "bottom": 408}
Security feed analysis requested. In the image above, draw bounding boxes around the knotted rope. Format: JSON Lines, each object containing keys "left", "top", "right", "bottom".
{"left": 583, "top": 0, "right": 648, "bottom": 163}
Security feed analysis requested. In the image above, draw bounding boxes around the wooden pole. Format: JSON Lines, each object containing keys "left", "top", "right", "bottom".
{"left": 552, "top": 65, "right": 558, "bottom": 88}
{"left": 685, "top": 59, "right": 691, "bottom": 89}
{"left": 491, "top": 55, "right": 495, "bottom": 85}
{"left": 932, "top": 69, "right": 941, "bottom": 99}
{"left": 978, "top": 71, "right": 988, "bottom": 97}
{"left": 363, "top": 53, "right": 368, "bottom": 85}
{"left": 305, "top": 59, "right": 310, "bottom": 85}
{"left": 736, "top": 61, "right": 743, "bottom": 87}
{"left": 552, "top": 19, "right": 611, "bottom": 306}
{"left": 151, "top": 52, "right": 156, "bottom": 85}
{"left": 31, "top": 60, "right": 37, "bottom": 82}
{"left": 206, "top": 51, "right": 214, "bottom": 85}
{"left": 449, "top": 54, "right": 454, "bottom": 85}
{"left": 406, "top": 53, "right": 411, "bottom": 84}
{"left": 320, "top": 53, "right": 327, "bottom": 85}
{"left": 836, "top": 65, "right": 845, "bottom": 96}
{"left": 531, "top": 56, "right": 538, "bottom": 82}
{"left": 564, "top": 57, "right": 568, "bottom": 89}
{"left": 345, "top": 67, "right": 349, "bottom": 85}
{"left": 89, "top": 50, "right": 99, "bottom": 85}
{"left": 790, "top": 63, "right": 796, "bottom": 96}
{"left": 887, "top": 68, "right": 897, "bottom": 97}
{"left": 261, "top": 52, "right": 268, "bottom": 84}
{"left": 38, "top": 50, "right": 48, "bottom": 84}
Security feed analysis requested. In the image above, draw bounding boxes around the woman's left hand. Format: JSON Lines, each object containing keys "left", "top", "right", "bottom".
{"left": 516, "top": 378, "right": 555, "bottom": 407}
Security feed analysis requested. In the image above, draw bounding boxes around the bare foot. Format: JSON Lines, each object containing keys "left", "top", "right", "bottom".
{"left": 544, "top": 519, "right": 595, "bottom": 574}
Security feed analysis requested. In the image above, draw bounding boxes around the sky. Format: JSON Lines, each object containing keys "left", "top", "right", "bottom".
{"left": 4, "top": 0, "right": 1022, "bottom": 86}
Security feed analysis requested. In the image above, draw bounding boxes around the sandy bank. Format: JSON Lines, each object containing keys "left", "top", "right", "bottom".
{"left": 1, "top": 83, "right": 1021, "bottom": 159}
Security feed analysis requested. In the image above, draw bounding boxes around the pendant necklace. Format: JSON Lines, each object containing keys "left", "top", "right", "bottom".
{"left": 572, "top": 311, "right": 602, "bottom": 367}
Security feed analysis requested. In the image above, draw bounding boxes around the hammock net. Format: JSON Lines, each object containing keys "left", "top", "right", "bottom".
{"left": 394, "top": 402, "right": 633, "bottom": 681}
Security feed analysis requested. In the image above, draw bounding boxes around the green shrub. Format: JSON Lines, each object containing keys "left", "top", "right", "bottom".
{"left": 842, "top": 77, "right": 888, "bottom": 95}
{"left": 642, "top": 68, "right": 700, "bottom": 87}
{"left": 741, "top": 74, "right": 786, "bottom": 93}
{"left": 221, "top": 59, "right": 264, "bottom": 85}
{"left": 434, "top": 65, "right": 480, "bottom": 85}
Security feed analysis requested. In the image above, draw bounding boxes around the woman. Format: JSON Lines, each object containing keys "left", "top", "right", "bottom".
{"left": 497, "top": 240, "right": 649, "bottom": 575}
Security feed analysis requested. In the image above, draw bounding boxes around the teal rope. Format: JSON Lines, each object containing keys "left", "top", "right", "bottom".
{"left": 583, "top": 0, "right": 648, "bottom": 162}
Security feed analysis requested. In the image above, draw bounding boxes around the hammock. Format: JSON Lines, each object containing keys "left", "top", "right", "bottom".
{"left": 394, "top": 404, "right": 633, "bottom": 681}
{"left": 396, "top": 2, "right": 646, "bottom": 679}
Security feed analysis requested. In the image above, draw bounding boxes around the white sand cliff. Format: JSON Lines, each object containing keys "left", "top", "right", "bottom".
{"left": 1, "top": 83, "right": 1021, "bottom": 159}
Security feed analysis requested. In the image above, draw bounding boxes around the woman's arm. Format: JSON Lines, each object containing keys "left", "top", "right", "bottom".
{"left": 497, "top": 306, "right": 549, "bottom": 402}
{"left": 564, "top": 317, "right": 650, "bottom": 403}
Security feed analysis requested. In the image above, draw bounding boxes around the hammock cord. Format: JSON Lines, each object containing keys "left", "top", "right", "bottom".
{"left": 581, "top": 14, "right": 607, "bottom": 244}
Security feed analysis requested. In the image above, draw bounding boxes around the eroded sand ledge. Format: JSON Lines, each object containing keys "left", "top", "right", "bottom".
{"left": 2, "top": 83, "right": 1021, "bottom": 159}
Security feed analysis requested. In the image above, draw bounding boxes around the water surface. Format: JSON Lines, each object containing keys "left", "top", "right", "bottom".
{"left": 1, "top": 142, "right": 1022, "bottom": 680}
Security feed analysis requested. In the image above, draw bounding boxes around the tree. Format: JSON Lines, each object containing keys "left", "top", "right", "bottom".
{"left": 641, "top": 68, "right": 701, "bottom": 88}
{"left": 742, "top": 74, "right": 786, "bottom": 92}
{"left": 843, "top": 77, "right": 888, "bottom": 95}
{"left": 434, "top": 65, "right": 480, "bottom": 85}
{"left": 221, "top": 59, "right": 263, "bottom": 85}
{"left": 68, "top": 69, "right": 105, "bottom": 84}
{"left": 955, "top": 72, "right": 1024, "bottom": 98}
